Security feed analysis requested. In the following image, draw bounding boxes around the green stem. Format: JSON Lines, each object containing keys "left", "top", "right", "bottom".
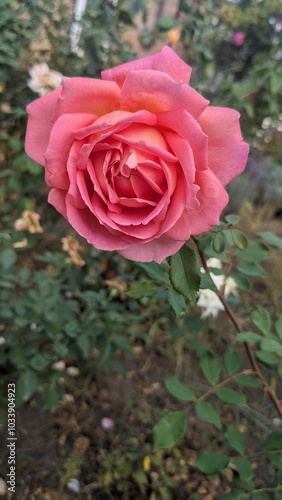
{"left": 193, "top": 237, "right": 282, "bottom": 418}
{"left": 189, "top": 369, "right": 254, "bottom": 409}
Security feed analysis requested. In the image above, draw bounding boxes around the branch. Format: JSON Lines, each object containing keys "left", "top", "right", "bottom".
{"left": 193, "top": 238, "right": 282, "bottom": 417}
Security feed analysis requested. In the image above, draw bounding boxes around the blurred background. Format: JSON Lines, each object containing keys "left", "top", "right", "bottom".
{"left": 0, "top": 1, "right": 282, "bottom": 498}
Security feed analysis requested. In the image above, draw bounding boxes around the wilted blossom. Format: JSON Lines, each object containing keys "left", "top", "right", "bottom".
{"left": 14, "top": 210, "right": 43, "bottom": 234}
{"left": 27, "top": 63, "right": 63, "bottom": 96}
{"left": 197, "top": 258, "right": 238, "bottom": 318}
{"left": 61, "top": 235, "right": 85, "bottom": 267}
{"left": 232, "top": 31, "right": 245, "bottom": 47}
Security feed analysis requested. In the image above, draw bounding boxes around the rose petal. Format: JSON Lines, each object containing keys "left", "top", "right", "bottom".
{"left": 52, "top": 77, "right": 121, "bottom": 120}
{"left": 101, "top": 46, "right": 192, "bottom": 87}
{"left": 119, "top": 235, "right": 185, "bottom": 263}
{"left": 174, "top": 169, "right": 229, "bottom": 237}
{"left": 48, "top": 188, "right": 67, "bottom": 218}
{"left": 120, "top": 70, "right": 208, "bottom": 119}
{"left": 74, "top": 109, "right": 157, "bottom": 141}
{"left": 44, "top": 113, "right": 95, "bottom": 189}
{"left": 25, "top": 87, "right": 62, "bottom": 165}
{"left": 157, "top": 110, "right": 208, "bottom": 171}
{"left": 198, "top": 107, "right": 249, "bottom": 186}
{"left": 64, "top": 194, "right": 130, "bottom": 251}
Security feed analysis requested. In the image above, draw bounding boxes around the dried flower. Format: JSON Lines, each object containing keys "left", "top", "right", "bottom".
{"left": 14, "top": 210, "right": 43, "bottom": 234}
{"left": 27, "top": 63, "right": 63, "bottom": 96}
{"left": 168, "top": 27, "right": 182, "bottom": 46}
{"left": 61, "top": 235, "right": 85, "bottom": 267}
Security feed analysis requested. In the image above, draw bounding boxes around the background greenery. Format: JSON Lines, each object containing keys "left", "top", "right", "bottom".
{"left": 0, "top": 0, "right": 282, "bottom": 498}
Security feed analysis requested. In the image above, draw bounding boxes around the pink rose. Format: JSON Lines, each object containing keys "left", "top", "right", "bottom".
{"left": 232, "top": 32, "right": 245, "bottom": 47}
{"left": 25, "top": 47, "right": 249, "bottom": 263}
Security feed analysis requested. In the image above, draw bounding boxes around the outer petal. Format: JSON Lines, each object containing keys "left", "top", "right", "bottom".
{"left": 48, "top": 187, "right": 129, "bottom": 251}
{"left": 198, "top": 107, "right": 249, "bottom": 186}
{"left": 52, "top": 77, "right": 121, "bottom": 120}
{"left": 44, "top": 113, "right": 95, "bottom": 189}
{"left": 189, "top": 169, "right": 229, "bottom": 235}
{"left": 25, "top": 87, "right": 62, "bottom": 165}
{"left": 48, "top": 188, "right": 67, "bottom": 218}
{"left": 118, "top": 235, "right": 185, "bottom": 263}
{"left": 120, "top": 70, "right": 208, "bottom": 119}
{"left": 101, "top": 46, "right": 192, "bottom": 87}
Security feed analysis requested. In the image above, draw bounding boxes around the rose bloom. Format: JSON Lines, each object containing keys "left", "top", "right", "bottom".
{"left": 232, "top": 32, "right": 245, "bottom": 47}
{"left": 25, "top": 47, "right": 249, "bottom": 262}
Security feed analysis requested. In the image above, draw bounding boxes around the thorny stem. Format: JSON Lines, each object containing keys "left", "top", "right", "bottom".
{"left": 193, "top": 237, "right": 282, "bottom": 418}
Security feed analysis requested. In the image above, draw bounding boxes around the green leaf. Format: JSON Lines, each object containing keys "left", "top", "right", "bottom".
{"left": 231, "top": 273, "right": 250, "bottom": 292}
{"left": 235, "top": 241, "right": 269, "bottom": 263}
{"left": 263, "top": 432, "right": 282, "bottom": 451}
{"left": 137, "top": 262, "right": 169, "bottom": 283}
{"left": 223, "top": 348, "right": 242, "bottom": 374}
{"left": 153, "top": 411, "right": 187, "bottom": 450}
{"left": 157, "top": 15, "right": 178, "bottom": 30}
{"left": 260, "top": 338, "right": 282, "bottom": 356}
{"left": 197, "top": 233, "right": 213, "bottom": 251}
{"left": 200, "top": 351, "right": 221, "bottom": 385}
{"left": 236, "top": 262, "right": 266, "bottom": 277}
{"left": 200, "top": 271, "right": 218, "bottom": 293}
{"left": 212, "top": 232, "right": 226, "bottom": 253}
{"left": 165, "top": 376, "right": 196, "bottom": 402}
{"left": 256, "top": 350, "right": 277, "bottom": 366}
{"left": 225, "top": 424, "right": 245, "bottom": 454}
{"left": 236, "top": 331, "right": 263, "bottom": 343}
{"left": 231, "top": 230, "right": 248, "bottom": 251}
{"left": 17, "top": 371, "right": 39, "bottom": 404}
{"left": 127, "top": 282, "right": 158, "bottom": 298}
{"left": 168, "top": 286, "right": 187, "bottom": 317}
{"left": 44, "top": 384, "right": 60, "bottom": 412}
{"left": 232, "top": 457, "right": 253, "bottom": 482}
{"left": 195, "top": 452, "right": 229, "bottom": 475}
{"left": 30, "top": 352, "right": 52, "bottom": 371}
{"left": 225, "top": 214, "right": 240, "bottom": 226}
{"left": 251, "top": 307, "right": 271, "bottom": 335}
{"left": 236, "top": 375, "right": 262, "bottom": 387}
{"left": 275, "top": 316, "right": 282, "bottom": 340}
{"left": 222, "top": 492, "right": 247, "bottom": 500}
{"left": 170, "top": 245, "right": 201, "bottom": 304}
{"left": 195, "top": 402, "right": 221, "bottom": 429}
{"left": 216, "top": 388, "right": 246, "bottom": 406}
{"left": 256, "top": 231, "right": 282, "bottom": 249}
{"left": 0, "top": 248, "right": 17, "bottom": 269}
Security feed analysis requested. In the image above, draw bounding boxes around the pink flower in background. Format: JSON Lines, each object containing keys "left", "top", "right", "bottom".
{"left": 25, "top": 47, "right": 249, "bottom": 263}
{"left": 232, "top": 32, "right": 245, "bottom": 47}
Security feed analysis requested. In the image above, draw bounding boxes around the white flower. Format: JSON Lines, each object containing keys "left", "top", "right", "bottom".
{"left": 27, "top": 63, "right": 63, "bottom": 96}
{"left": 52, "top": 360, "right": 66, "bottom": 371}
{"left": 197, "top": 258, "right": 238, "bottom": 319}
{"left": 66, "top": 366, "right": 80, "bottom": 377}
{"left": 0, "top": 337, "right": 6, "bottom": 346}
{"left": 67, "top": 478, "right": 80, "bottom": 493}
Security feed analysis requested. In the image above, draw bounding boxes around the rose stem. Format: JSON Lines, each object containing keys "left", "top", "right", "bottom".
{"left": 192, "top": 237, "right": 282, "bottom": 417}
